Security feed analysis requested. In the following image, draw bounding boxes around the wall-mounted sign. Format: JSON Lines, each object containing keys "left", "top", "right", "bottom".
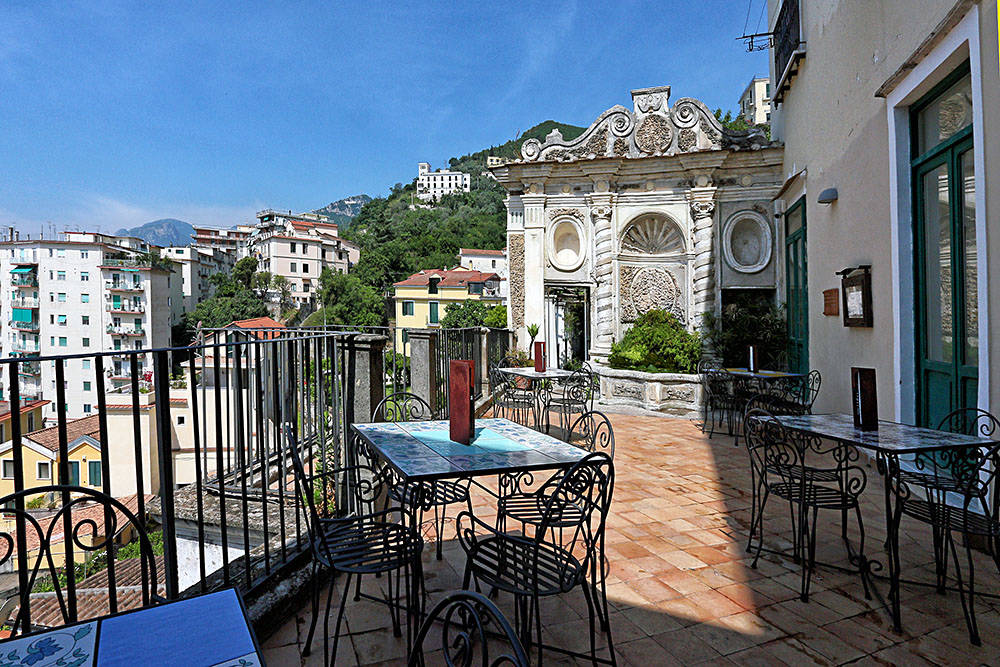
{"left": 836, "top": 265, "right": 873, "bottom": 327}
{"left": 822, "top": 289, "right": 839, "bottom": 316}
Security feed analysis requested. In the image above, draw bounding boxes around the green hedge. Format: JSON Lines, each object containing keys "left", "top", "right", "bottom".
{"left": 608, "top": 310, "right": 701, "bottom": 374}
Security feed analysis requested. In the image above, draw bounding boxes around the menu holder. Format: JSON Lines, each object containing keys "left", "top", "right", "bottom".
{"left": 748, "top": 345, "right": 758, "bottom": 373}
{"left": 851, "top": 367, "right": 878, "bottom": 431}
{"left": 533, "top": 341, "right": 546, "bottom": 372}
{"left": 449, "top": 359, "right": 475, "bottom": 445}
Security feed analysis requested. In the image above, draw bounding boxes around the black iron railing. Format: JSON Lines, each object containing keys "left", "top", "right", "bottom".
{"left": 0, "top": 323, "right": 513, "bottom": 637}
{"left": 774, "top": 0, "right": 802, "bottom": 83}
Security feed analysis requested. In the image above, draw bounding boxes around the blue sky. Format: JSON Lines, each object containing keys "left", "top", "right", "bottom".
{"left": 0, "top": 1, "right": 769, "bottom": 235}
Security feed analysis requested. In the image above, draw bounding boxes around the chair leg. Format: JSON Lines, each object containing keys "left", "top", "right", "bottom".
{"left": 302, "top": 560, "right": 322, "bottom": 656}
{"left": 433, "top": 503, "right": 444, "bottom": 560}
{"left": 329, "top": 572, "right": 352, "bottom": 665}
{"left": 852, "top": 504, "right": 871, "bottom": 600}
{"left": 751, "top": 487, "right": 771, "bottom": 569}
{"left": 947, "top": 529, "right": 980, "bottom": 646}
{"left": 962, "top": 533, "right": 982, "bottom": 646}
{"left": 801, "top": 505, "right": 819, "bottom": 602}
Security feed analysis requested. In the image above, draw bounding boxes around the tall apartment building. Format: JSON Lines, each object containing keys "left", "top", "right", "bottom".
{"left": 0, "top": 236, "right": 176, "bottom": 423}
{"left": 163, "top": 245, "right": 237, "bottom": 313}
{"left": 247, "top": 209, "right": 361, "bottom": 306}
{"left": 416, "top": 162, "right": 471, "bottom": 201}
{"left": 738, "top": 76, "right": 772, "bottom": 125}
{"left": 190, "top": 226, "right": 252, "bottom": 255}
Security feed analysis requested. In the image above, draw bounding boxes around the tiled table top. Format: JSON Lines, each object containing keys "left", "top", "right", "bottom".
{"left": 497, "top": 367, "right": 574, "bottom": 380}
{"left": 723, "top": 368, "right": 803, "bottom": 379}
{"left": 775, "top": 412, "right": 996, "bottom": 454}
{"left": 352, "top": 417, "right": 588, "bottom": 482}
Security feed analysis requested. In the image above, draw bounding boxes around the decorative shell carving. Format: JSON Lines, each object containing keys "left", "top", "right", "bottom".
{"left": 620, "top": 215, "right": 685, "bottom": 255}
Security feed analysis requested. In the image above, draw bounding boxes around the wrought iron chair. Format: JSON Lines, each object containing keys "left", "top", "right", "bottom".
{"left": 892, "top": 408, "right": 1000, "bottom": 645}
{"left": 372, "top": 392, "right": 472, "bottom": 560}
{"left": 459, "top": 452, "right": 615, "bottom": 664}
{"left": 490, "top": 368, "right": 536, "bottom": 427}
{"left": 283, "top": 425, "right": 424, "bottom": 663}
{"left": 771, "top": 369, "right": 822, "bottom": 414}
{"left": 408, "top": 590, "right": 529, "bottom": 667}
{"left": 697, "top": 359, "right": 720, "bottom": 433}
{"left": 0, "top": 486, "right": 160, "bottom": 638}
{"left": 545, "top": 367, "right": 595, "bottom": 434}
{"left": 703, "top": 370, "right": 746, "bottom": 437}
{"left": 743, "top": 409, "right": 869, "bottom": 602}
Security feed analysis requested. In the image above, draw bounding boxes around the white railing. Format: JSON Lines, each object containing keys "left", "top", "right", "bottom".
{"left": 106, "top": 325, "right": 145, "bottom": 336}
{"left": 11, "top": 340, "right": 40, "bottom": 353}
{"left": 11, "top": 297, "right": 39, "bottom": 308}
{"left": 106, "top": 302, "right": 145, "bottom": 313}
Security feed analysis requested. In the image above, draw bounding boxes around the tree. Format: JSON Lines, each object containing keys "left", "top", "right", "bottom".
{"left": 315, "top": 268, "right": 384, "bottom": 326}
{"left": 440, "top": 300, "right": 491, "bottom": 328}
{"left": 483, "top": 305, "right": 507, "bottom": 329}
{"left": 231, "top": 256, "right": 259, "bottom": 290}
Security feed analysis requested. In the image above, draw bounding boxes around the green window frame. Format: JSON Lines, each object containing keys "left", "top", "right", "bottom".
{"left": 402, "top": 301, "right": 414, "bottom": 316}
{"left": 88, "top": 461, "right": 102, "bottom": 487}
{"left": 429, "top": 301, "right": 439, "bottom": 324}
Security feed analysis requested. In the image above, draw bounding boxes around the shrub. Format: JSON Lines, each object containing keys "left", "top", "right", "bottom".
{"left": 483, "top": 305, "right": 507, "bottom": 329}
{"left": 440, "top": 299, "right": 490, "bottom": 328}
{"left": 501, "top": 348, "right": 532, "bottom": 367}
{"left": 608, "top": 310, "right": 701, "bottom": 374}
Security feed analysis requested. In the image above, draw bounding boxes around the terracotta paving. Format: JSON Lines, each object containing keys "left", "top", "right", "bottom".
{"left": 262, "top": 411, "right": 1000, "bottom": 665}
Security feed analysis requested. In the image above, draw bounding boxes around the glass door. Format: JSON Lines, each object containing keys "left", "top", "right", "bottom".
{"left": 784, "top": 197, "right": 808, "bottom": 374}
{"left": 912, "top": 65, "right": 976, "bottom": 427}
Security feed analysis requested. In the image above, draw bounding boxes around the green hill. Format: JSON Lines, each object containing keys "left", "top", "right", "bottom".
{"left": 314, "top": 122, "right": 583, "bottom": 327}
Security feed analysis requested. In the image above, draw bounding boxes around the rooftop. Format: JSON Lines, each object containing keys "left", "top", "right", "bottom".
{"left": 459, "top": 248, "right": 505, "bottom": 257}
{"left": 393, "top": 268, "right": 500, "bottom": 288}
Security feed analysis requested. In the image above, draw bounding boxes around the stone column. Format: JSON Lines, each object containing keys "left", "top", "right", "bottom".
{"left": 687, "top": 190, "right": 717, "bottom": 332}
{"left": 407, "top": 329, "right": 438, "bottom": 415}
{"left": 342, "top": 333, "right": 387, "bottom": 426}
{"left": 588, "top": 198, "right": 615, "bottom": 362}
{"left": 521, "top": 190, "right": 547, "bottom": 352}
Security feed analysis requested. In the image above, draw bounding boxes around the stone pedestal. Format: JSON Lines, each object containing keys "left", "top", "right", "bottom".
{"left": 408, "top": 329, "right": 439, "bottom": 415}
{"left": 596, "top": 365, "right": 702, "bottom": 419}
{"left": 341, "top": 334, "right": 387, "bottom": 426}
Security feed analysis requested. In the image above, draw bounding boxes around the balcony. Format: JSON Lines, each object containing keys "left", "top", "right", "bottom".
{"left": 11, "top": 296, "right": 39, "bottom": 308}
{"left": 772, "top": 0, "right": 805, "bottom": 102}
{"left": 105, "top": 279, "right": 144, "bottom": 293}
{"left": 10, "top": 320, "right": 40, "bottom": 332}
{"left": 16, "top": 360, "right": 41, "bottom": 376}
{"left": 106, "top": 302, "right": 145, "bottom": 314}
{"left": 10, "top": 276, "right": 38, "bottom": 288}
{"left": 99, "top": 258, "right": 152, "bottom": 269}
{"left": 10, "top": 340, "right": 40, "bottom": 354}
{"left": 106, "top": 325, "right": 145, "bottom": 337}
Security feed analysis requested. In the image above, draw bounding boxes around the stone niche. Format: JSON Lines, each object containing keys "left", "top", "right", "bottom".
{"left": 596, "top": 365, "right": 702, "bottom": 419}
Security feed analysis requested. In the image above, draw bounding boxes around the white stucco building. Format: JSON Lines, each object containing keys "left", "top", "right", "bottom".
{"left": 0, "top": 234, "right": 177, "bottom": 423}
{"left": 416, "top": 162, "right": 471, "bottom": 201}
{"left": 739, "top": 76, "right": 772, "bottom": 125}
{"left": 491, "top": 85, "right": 783, "bottom": 368}
{"left": 247, "top": 209, "right": 361, "bottom": 306}
{"left": 163, "top": 245, "right": 237, "bottom": 313}
{"left": 458, "top": 248, "right": 508, "bottom": 301}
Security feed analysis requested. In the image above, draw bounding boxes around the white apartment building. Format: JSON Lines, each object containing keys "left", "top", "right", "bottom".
{"left": 739, "top": 76, "right": 772, "bottom": 125}
{"left": 416, "top": 162, "right": 471, "bottom": 201}
{"left": 190, "top": 226, "right": 252, "bottom": 255}
{"left": 0, "top": 236, "right": 176, "bottom": 424}
{"left": 247, "top": 210, "right": 361, "bottom": 306}
{"left": 457, "top": 248, "right": 508, "bottom": 301}
{"left": 163, "top": 245, "right": 236, "bottom": 312}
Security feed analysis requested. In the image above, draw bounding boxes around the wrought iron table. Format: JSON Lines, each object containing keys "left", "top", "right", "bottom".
{"left": 0, "top": 587, "right": 260, "bottom": 666}
{"left": 723, "top": 367, "right": 803, "bottom": 379}
{"left": 773, "top": 413, "right": 996, "bottom": 634}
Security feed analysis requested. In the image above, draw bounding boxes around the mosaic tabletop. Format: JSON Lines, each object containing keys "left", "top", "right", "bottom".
{"left": 0, "top": 587, "right": 260, "bottom": 667}
{"left": 352, "top": 418, "right": 589, "bottom": 482}
{"left": 775, "top": 413, "right": 997, "bottom": 455}
{"left": 723, "top": 367, "right": 804, "bottom": 379}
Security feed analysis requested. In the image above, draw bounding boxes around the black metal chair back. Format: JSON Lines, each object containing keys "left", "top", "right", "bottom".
{"left": 408, "top": 590, "right": 529, "bottom": 667}
{"left": 564, "top": 367, "right": 595, "bottom": 410}
{"left": 282, "top": 426, "right": 390, "bottom": 566}
{"left": 373, "top": 392, "right": 436, "bottom": 422}
{"left": 743, "top": 409, "right": 799, "bottom": 485}
{"left": 0, "top": 486, "right": 159, "bottom": 637}
{"left": 568, "top": 411, "right": 615, "bottom": 458}
{"left": 938, "top": 408, "right": 1000, "bottom": 438}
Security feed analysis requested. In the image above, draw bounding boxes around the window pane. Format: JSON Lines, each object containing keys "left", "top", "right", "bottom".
{"left": 922, "top": 163, "right": 952, "bottom": 363}
{"left": 89, "top": 461, "right": 102, "bottom": 487}
{"left": 960, "top": 149, "right": 977, "bottom": 365}
{"left": 917, "top": 72, "right": 972, "bottom": 155}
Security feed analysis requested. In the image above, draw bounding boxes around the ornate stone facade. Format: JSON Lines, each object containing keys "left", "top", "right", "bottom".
{"left": 490, "top": 84, "right": 783, "bottom": 368}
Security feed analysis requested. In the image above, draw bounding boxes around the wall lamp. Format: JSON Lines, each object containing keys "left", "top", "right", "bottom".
{"left": 818, "top": 187, "right": 839, "bottom": 204}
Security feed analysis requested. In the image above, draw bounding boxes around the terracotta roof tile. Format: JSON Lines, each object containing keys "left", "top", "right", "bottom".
{"left": 459, "top": 248, "right": 505, "bottom": 256}
{"left": 25, "top": 415, "right": 102, "bottom": 453}
{"left": 393, "top": 269, "right": 500, "bottom": 288}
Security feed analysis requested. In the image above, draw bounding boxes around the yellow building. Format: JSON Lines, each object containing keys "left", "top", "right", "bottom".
{"left": 0, "top": 399, "right": 47, "bottom": 447}
{"left": 392, "top": 268, "right": 501, "bottom": 350}
{"left": 0, "top": 414, "right": 105, "bottom": 497}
